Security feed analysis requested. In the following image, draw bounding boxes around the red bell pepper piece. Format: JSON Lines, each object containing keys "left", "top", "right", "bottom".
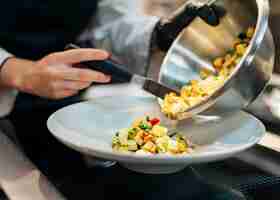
{"left": 150, "top": 118, "right": 160, "bottom": 126}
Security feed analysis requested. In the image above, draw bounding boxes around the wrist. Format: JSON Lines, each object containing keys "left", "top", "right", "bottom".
{"left": 0, "top": 57, "right": 34, "bottom": 90}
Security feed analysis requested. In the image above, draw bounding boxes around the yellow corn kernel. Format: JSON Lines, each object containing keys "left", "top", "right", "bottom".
{"left": 180, "top": 86, "right": 192, "bottom": 97}
{"left": 200, "top": 69, "right": 212, "bottom": 79}
{"left": 132, "top": 118, "right": 144, "bottom": 128}
{"left": 167, "top": 140, "right": 179, "bottom": 154}
{"left": 190, "top": 80, "right": 199, "bottom": 86}
{"left": 155, "top": 136, "right": 169, "bottom": 153}
{"left": 135, "top": 132, "right": 144, "bottom": 145}
{"left": 151, "top": 125, "right": 168, "bottom": 137}
{"left": 118, "top": 128, "right": 129, "bottom": 146}
{"left": 236, "top": 44, "right": 247, "bottom": 55}
{"left": 177, "top": 141, "right": 187, "bottom": 153}
{"left": 213, "top": 57, "right": 224, "bottom": 70}
{"left": 223, "top": 53, "right": 238, "bottom": 68}
{"left": 142, "top": 141, "right": 157, "bottom": 153}
{"left": 225, "top": 54, "right": 232, "bottom": 61}
{"left": 246, "top": 27, "right": 255, "bottom": 38}
{"left": 219, "top": 67, "right": 230, "bottom": 77}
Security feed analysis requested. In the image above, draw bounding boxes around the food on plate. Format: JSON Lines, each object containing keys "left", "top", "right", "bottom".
{"left": 112, "top": 116, "right": 194, "bottom": 154}
{"left": 161, "top": 26, "right": 255, "bottom": 119}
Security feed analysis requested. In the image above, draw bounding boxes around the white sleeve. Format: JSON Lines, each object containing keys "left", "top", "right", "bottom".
{"left": 0, "top": 48, "right": 18, "bottom": 117}
{"left": 77, "top": 0, "right": 160, "bottom": 76}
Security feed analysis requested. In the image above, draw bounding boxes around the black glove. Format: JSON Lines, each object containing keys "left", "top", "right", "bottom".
{"left": 154, "top": 2, "right": 224, "bottom": 51}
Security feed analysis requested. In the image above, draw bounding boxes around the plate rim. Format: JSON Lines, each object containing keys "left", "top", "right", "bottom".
{"left": 47, "top": 97, "right": 266, "bottom": 164}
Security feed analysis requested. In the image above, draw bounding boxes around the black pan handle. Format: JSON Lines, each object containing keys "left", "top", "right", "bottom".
{"left": 65, "top": 44, "right": 133, "bottom": 83}
{"left": 155, "top": 3, "right": 198, "bottom": 51}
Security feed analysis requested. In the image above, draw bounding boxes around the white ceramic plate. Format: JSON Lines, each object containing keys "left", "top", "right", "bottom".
{"left": 47, "top": 96, "right": 265, "bottom": 174}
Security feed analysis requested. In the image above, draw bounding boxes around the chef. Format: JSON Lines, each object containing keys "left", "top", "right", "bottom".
{"left": 0, "top": 0, "right": 245, "bottom": 199}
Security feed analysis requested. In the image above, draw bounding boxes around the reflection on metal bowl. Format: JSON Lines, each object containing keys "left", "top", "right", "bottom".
{"left": 159, "top": 0, "right": 275, "bottom": 117}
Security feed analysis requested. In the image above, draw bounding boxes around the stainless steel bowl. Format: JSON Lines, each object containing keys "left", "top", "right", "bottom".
{"left": 159, "top": 0, "right": 275, "bottom": 118}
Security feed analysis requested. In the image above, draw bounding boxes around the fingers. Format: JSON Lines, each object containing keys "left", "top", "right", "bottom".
{"left": 39, "top": 49, "right": 112, "bottom": 83}
{"left": 51, "top": 90, "right": 79, "bottom": 100}
{"left": 49, "top": 80, "right": 100, "bottom": 99}
{"left": 48, "top": 80, "right": 93, "bottom": 99}
{"left": 50, "top": 65, "right": 111, "bottom": 82}
{"left": 45, "top": 49, "right": 110, "bottom": 65}
{"left": 31, "top": 49, "right": 113, "bottom": 100}
{"left": 52, "top": 80, "right": 92, "bottom": 91}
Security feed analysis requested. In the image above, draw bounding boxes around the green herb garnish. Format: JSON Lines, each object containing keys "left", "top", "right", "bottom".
{"left": 139, "top": 122, "right": 152, "bottom": 130}
{"left": 128, "top": 128, "right": 137, "bottom": 139}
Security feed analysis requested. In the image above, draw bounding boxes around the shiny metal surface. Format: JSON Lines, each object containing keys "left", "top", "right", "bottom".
{"left": 269, "top": 0, "right": 280, "bottom": 73}
{"left": 159, "top": 0, "right": 275, "bottom": 118}
{"left": 131, "top": 75, "right": 179, "bottom": 99}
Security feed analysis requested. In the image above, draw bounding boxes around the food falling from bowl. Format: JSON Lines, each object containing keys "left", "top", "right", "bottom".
{"left": 112, "top": 116, "right": 195, "bottom": 155}
{"left": 161, "top": 27, "right": 255, "bottom": 119}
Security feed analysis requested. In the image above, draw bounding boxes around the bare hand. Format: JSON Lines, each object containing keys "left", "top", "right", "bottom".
{"left": 1, "top": 49, "right": 111, "bottom": 99}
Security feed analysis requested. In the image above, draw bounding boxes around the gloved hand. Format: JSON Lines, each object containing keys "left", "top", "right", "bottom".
{"left": 154, "top": 2, "right": 223, "bottom": 51}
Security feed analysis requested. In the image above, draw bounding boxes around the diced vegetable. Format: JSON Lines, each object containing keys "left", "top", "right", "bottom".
{"left": 151, "top": 125, "right": 168, "bottom": 137}
{"left": 236, "top": 43, "right": 247, "bottom": 55}
{"left": 132, "top": 118, "right": 144, "bottom": 128}
{"left": 142, "top": 141, "right": 157, "bottom": 153}
{"left": 128, "top": 128, "right": 137, "bottom": 139}
{"left": 213, "top": 57, "right": 224, "bottom": 70}
{"left": 127, "top": 140, "right": 138, "bottom": 151}
{"left": 161, "top": 26, "right": 255, "bottom": 119}
{"left": 247, "top": 27, "right": 255, "bottom": 38}
{"left": 233, "top": 38, "right": 242, "bottom": 48}
{"left": 149, "top": 118, "right": 160, "bottom": 126}
{"left": 118, "top": 128, "right": 129, "bottom": 146}
{"left": 143, "top": 134, "right": 154, "bottom": 143}
{"left": 200, "top": 69, "right": 213, "bottom": 80}
{"left": 135, "top": 131, "right": 144, "bottom": 145}
{"left": 112, "top": 116, "right": 193, "bottom": 155}
{"left": 167, "top": 140, "right": 179, "bottom": 154}
{"left": 155, "top": 136, "right": 169, "bottom": 153}
{"left": 177, "top": 141, "right": 187, "bottom": 153}
{"left": 139, "top": 121, "right": 152, "bottom": 130}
